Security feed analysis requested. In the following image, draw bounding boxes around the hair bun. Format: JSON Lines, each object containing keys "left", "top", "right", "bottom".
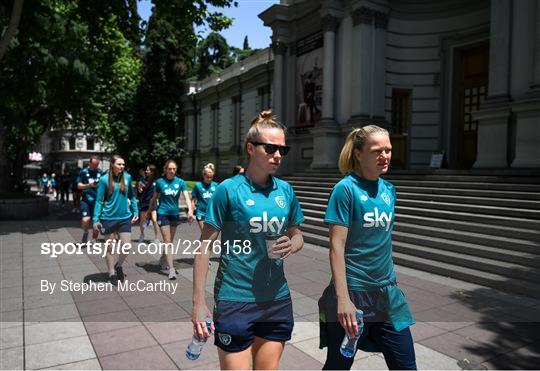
{"left": 259, "top": 110, "right": 272, "bottom": 120}
{"left": 204, "top": 163, "right": 215, "bottom": 172}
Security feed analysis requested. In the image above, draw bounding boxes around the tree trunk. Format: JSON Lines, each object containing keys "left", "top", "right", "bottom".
{"left": 0, "top": 0, "right": 25, "bottom": 61}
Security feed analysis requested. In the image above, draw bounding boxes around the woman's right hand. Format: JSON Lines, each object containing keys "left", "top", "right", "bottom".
{"left": 337, "top": 297, "right": 358, "bottom": 339}
{"left": 191, "top": 303, "right": 214, "bottom": 340}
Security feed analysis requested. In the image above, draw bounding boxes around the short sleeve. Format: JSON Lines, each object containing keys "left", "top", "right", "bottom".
{"left": 287, "top": 185, "right": 304, "bottom": 227}
{"left": 179, "top": 179, "right": 187, "bottom": 191}
{"left": 204, "top": 182, "right": 230, "bottom": 231}
{"left": 324, "top": 182, "right": 352, "bottom": 227}
{"left": 191, "top": 184, "right": 200, "bottom": 200}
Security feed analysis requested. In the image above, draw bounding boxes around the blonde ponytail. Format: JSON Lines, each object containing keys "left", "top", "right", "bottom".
{"left": 338, "top": 125, "right": 389, "bottom": 174}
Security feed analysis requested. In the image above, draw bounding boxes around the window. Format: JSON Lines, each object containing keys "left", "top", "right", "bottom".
{"left": 69, "top": 137, "right": 76, "bottom": 150}
{"left": 391, "top": 89, "right": 411, "bottom": 134}
{"left": 257, "top": 86, "right": 270, "bottom": 111}
{"left": 86, "top": 138, "right": 94, "bottom": 151}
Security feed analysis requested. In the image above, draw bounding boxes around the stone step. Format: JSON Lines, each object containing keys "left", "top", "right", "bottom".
{"left": 292, "top": 185, "right": 540, "bottom": 202}
{"left": 300, "top": 218, "right": 539, "bottom": 255}
{"left": 392, "top": 251, "right": 540, "bottom": 300}
{"left": 302, "top": 232, "right": 540, "bottom": 299}
{"left": 287, "top": 179, "right": 540, "bottom": 193}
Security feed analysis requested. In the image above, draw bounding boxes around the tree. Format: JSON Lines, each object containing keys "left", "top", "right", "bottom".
{"left": 0, "top": 0, "right": 141, "bottom": 192}
{"left": 243, "top": 35, "right": 249, "bottom": 50}
{"left": 0, "top": 0, "right": 24, "bottom": 60}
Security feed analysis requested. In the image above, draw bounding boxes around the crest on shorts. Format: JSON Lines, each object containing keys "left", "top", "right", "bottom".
{"left": 381, "top": 193, "right": 391, "bottom": 206}
{"left": 218, "top": 332, "right": 232, "bottom": 346}
{"left": 275, "top": 196, "right": 286, "bottom": 209}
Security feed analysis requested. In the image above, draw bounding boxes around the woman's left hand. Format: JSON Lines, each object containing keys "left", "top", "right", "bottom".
{"left": 131, "top": 215, "right": 139, "bottom": 224}
{"left": 273, "top": 235, "right": 294, "bottom": 260}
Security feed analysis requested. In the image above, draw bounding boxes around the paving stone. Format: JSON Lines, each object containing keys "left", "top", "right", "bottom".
{"left": 352, "top": 354, "right": 391, "bottom": 370}
{"left": 25, "top": 321, "right": 88, "bottom": 346}
{"left": 162, "top": 338, "right": 220, "bottom": 369}
{"left": 24, "top": 291, "right": 74, "bottom": 310}
{"left": 25, "top": 303, "right": 80, "bottom": 322}
{"left": 133, "top": 302, "right": 190, "bottom": 322}
{"left": 415, "top": 343, "right": 460, "bottom": 370}
{"left": 292, "top": 337, "right": 327, "bottom": 363}
{"left": 25, "top": 335, "right": 96, "bottom": 369}
{"left": 290, "top": 321, "right": 319, "bottom": 344}
{"left": 0, "top": 325, "right": 23, "bottom": 349}
{"left": 146, "top": 321, "right": 194, "bottom": 344}
{"left": 83, "top": 310, "right": 141, "bottom": 335}
{"left": 481, "top": 340, "right": 540, "bottom": 369}
{"left": 99, "top": 345, "right": 177, "bottom": 370}
{"left": 0, "top": 346, "right": 23, "bottom": 370}
{"left": 122, "top": 292, "right": 175, "bottom": 309}
{"left": 42, "top": 358, "right": 101, "bottom": 370}
{"left": 292, "top": 296, "right": 319, "bottom": 316}
{"left": 419, "top": 332, "right": 491, "bottom": 365}
{"left": 410, "top": 322, "right": 448, "bottom": 342}
{"left": 76, "top": 296, "right": 130, "bottom": 317}
{"left": 0, "top": 285, "right": 22, "bottom": 300}
{"left": 0, "top": 310, "right": 23, "bottom": 328}
{"left": 89, "top": 325, "right": 157, "bottom": 357}
{"left": 279, "top": 344, "right": 324, "bottom": 369}
{"left": 0, "top": 297, "right": 22, "bottom": 313}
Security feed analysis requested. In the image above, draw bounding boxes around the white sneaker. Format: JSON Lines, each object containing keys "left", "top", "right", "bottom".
{"left": 168, "top": 267, "right": 177, "bottom": 280}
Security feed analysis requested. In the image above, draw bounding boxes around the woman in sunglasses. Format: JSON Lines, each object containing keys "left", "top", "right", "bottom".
{"left": 192, "top": 110, "right": 305, "bottom": 370}
{"left": 319, "top": 126, "right": 416, "bottom": 370}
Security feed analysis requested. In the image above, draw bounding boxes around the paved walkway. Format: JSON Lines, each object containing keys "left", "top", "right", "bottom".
{"left": 1, "top": 203, "right": 539, "bottom": 370}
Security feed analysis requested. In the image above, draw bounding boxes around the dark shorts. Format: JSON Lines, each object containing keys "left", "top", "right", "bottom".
{"left": 139, "top": 204, "right": 157, "bottom": 213}
{"left": 157, "top": 214, "right": 180, "bottom": 227}
{"left": 80, "top": 200, "right": 95, "bottom": 218}
{"left": 213, "top": 295, "right": 294, "bottom": 352}
{"left": 100, "top": 218, "right": 132, "bottom": 235}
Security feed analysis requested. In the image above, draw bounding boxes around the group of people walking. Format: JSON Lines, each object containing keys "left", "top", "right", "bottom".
{"left": 73, "top": 109, "right": 416, "bottom": 370}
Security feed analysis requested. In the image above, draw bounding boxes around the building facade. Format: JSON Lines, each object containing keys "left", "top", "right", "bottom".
{"left": 181, "top": 0, "right": 540, "bottom": 179}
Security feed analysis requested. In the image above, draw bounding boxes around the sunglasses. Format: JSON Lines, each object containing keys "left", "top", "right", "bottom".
{"left": 250, "top": 142, "right": 291, "bottom": 156}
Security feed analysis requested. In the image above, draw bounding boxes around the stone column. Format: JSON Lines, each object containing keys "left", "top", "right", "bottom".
{"left": 321, "top": 15, "right": 339, "bottom": 122}
{"left": 511, "top": 1, "right": 540, "bottom": 168}
{"left": 473, "top": 0, "right": 512, "bottom": 168}
{"left": 272, "top": 41, "right": 287, "bottom": 121}
{"left": 350, "top": 6, "right": 374, "bottom": 119}
{"left": 373, "top": 11, "right": 388, "bottom": 119}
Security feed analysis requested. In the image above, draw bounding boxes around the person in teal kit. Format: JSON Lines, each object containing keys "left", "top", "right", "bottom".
{"left": 192, "top": 110, "right": 305, "bottom": 370}
{"left": 93, "top": 155, "right": 139, "bottom": 285}
{"left": 145, "top": 160, "right": 194, "bottom": 280}
{"left": 319, "top": 126, "right": 416, "bottom": 370}
{"left": 191, "top": 162, "right": 219, "bottom": 231}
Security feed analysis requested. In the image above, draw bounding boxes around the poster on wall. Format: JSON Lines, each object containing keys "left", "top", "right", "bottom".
{"left": 296, "top": 31, "right": 323, "bottom": 127}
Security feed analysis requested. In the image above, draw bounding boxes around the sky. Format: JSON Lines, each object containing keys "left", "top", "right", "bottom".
{"left": 137, "top": 0, "right": 279, "bottom": 49}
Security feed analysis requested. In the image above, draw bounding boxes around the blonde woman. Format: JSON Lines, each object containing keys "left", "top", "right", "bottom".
{"left": 319, "top": 126, "right": 416, "bottom": 370}
{"left": 191, "top": 163, "right": 219, "bottom": 231}
{"left": 192, "top": 110, "right": 305, "bottom": 370}
{"left": 145, "top": 160, "right": 194, "bottom": 280}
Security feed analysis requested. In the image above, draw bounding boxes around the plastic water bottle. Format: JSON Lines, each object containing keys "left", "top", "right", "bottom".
{"left": 340, "top": 309, "right": 364, "bottom": 358}
{"left": 185, "top": 318, "right": 212, "bottom": 360}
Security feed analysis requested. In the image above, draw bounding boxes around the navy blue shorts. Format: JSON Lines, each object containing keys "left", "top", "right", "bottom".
{"left": 100, "top": 218, "right": 132, "bottom": 235}
{"left": 213, "top": 295, "right": 294, "bottom": 352}
{"left": 157, "top": 214, "right": 180, "bottom": 227}
{"left": 80, "top": 200, "right": 95, "bottom": 218}
{"left": 139, "top": 204, "right": 157, "bottom": 213}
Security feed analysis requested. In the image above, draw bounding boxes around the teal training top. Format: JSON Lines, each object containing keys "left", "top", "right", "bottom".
{"left": 324, "top": 172, "right": 414, "bottom": 331}
{"left": 154, "top": 176, "right": 187, "bottom": 216}
{"left": 191, "top": 181, "right": 219, "bottom": 217}
{"left": 93, "top": 172, "right": 138, "bottom": 223}
{"left": 205, "top": 174, "right": 304, "bottom": 302}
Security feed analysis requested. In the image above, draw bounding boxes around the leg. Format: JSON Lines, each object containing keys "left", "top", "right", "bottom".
{"left": 197, "top": 220, "right": 204, "bottom": 231}
{"left": 151, "top": 210, "right": 160, "bottom": 240}
{"left": 117, "top": 232, "right": 132, "bottom": 266}
{"left": 252, "top": 337, "right": 285, "bottom": 370}
{"left": 322, "top": 322, "right": 356, "bottom": 370}
{"left": 104, "top": 234, "right": 116, "bottom": 275}
{"left": 139, "top": 211, "right": 145, "bottom": 239}
{"left": 218, "top": 347, "right": 251, "bottom": 370}
{"left": 81, "top": 216, "right": 91, "bottom": 243}
{"left": 370, "top": 323, "right": 417, "bottom": 370}
{"left": 165, "top": 225, "right": 178, "bottom": 278}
